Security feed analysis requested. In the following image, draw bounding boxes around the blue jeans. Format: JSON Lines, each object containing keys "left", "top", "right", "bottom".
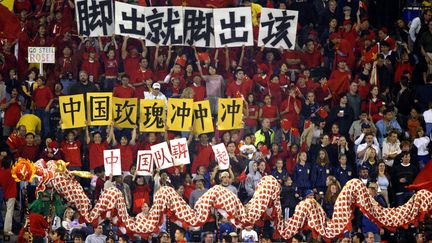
{"left": 60, "top": 79, "right": 76, "bottom": 95}
{"left": 35, "top": 108, "right": 50, "bottom": 138}
{"left": 395, "top": 192, "right": 414, "bottom": 206}
{"left": 103, "top": 77, "right": 117, "bottom": 92}
{"left": 426, "top": 123, "right": 432, "bottom": 137}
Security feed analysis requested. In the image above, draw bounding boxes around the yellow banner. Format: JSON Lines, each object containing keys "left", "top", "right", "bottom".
{"left": 167, "top": 98, "right": 194, "bottom": 131}
{"left": 0, "top": 0, "right": 15, "bottom": 11}
{"left": 87, "top": 93, "right": 113, "bottom": 126}
{"left": 193, "top": 100, "right": 214, "bottom": 134}
{"left": 59, "top": 94, "right": 86, "bottom": 129}
{"left": 112, "top": 97, "right": 138, "bottom": 128}
{"left": 140, "top": 99, "right": 166, "bottom": 132}
{"left": 217, "top": 98, "right": 243, "bottom": 130}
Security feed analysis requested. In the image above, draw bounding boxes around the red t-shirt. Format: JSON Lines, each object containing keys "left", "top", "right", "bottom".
{"left": 190, "top": 85, "right": 206, "bottom": 101}
{"left": 245, "top": 104, "right": 259, "bottom": 127}
{"left": 225, "top": 79, "right": 253, "bottom": 98}
{"left": 7, "top": 132, "right": 26, "bottom": 151}
{"left": 17, "top": 213, "right": 48, "bottom": 243}
{"left": 88, "top": 141, "right": 109, "bottom": 170}
{"left": 280, "top": 97, "right": 302, "bottom": 128}
{"left": 130, "top": 68, "right": 153, "bottom": 99}
{"left": 113, "top": 85, "right": 135, "bottom": 98}
{"left": 1, "top": 97, "right": 22, "bottom": 126}
{"left": 17, "top": 144, "right": 39, "bottom": 161}
{"left": 81, "top": 59, "right": 101, "bottom": 82}
{"left": 102, "top": 53, "right": 120, "bottom": 77}
{"left": 115, "top": 144, "right": 134, "bottom": 171}
{"left": 123, "top": 55, "right": 141, "bottom": 77}
{"left": 260, "top": 105, "right": 278, "bottom": 126}
{"left": 61, "top": 140, "right": 82, "bottom": 167}
{"left": 32, "top": 86, "right": 53, "bottom": 108}
{"left": 301, "top": 50, "right": 323, "bottom": 69}
{"left": 0, "top": 168, "right": 17, "bottom": 199}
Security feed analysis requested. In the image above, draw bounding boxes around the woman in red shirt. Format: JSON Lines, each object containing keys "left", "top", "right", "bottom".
{"left": 99, "top": 36, "right": 119, "bottom": 92}
{"left": 86, "top": 123, "right": 115, "bottom": 171}
{"left": 280, "top": 86, "right": 302, "bottom": 129}
{"left": 244, "top": 94, "right": 259, "bottom": 133}
{"left": 1, "top": 87, "right": 25, "bottom": 136}
{"left": 113, "top": 127, "right": 137, "bottom": 173}
{"left": 361, "top": 85, "right": 384, "bottom": 118}
{"left": 259, "top": 95, "right": 279, "bottom": 128}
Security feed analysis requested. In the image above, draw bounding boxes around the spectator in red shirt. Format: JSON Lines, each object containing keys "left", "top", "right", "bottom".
{"left": 1, "top": 87, "right": 25, "bottom": 137}
{"left": 80, "top": 47, "right": 101, "bottom": 85}
{"left": 226, "top": 69, "right": 252, "bottom": 98}
{"left": 113, "top": 127, "right": 137, "bottom": 173}
{"left": 280, "top": 86, "right": 302, "bottom": 129}
{"left": 86, "top": 123, "right": 115, "bottom": 170}
{"left": 113, "top": 74, "right": 135, "bottom": 98}
{"left": 60, "top": 131, "right": 82, "bottom": 170}
{"left": 130, "top": 58, "right": 153, "bottom": 99}
{"left": 98, "top": 36, "right": 119, "bottom": 92}
{"left": 245, "top": 94, "right": 259, "bottom": 133}
{"left": 190, "top": 74, "right": 206, "bottom": 101}
{"left": 17, "top": 133, "right": 39, "bottom": 161}
{"left": 0, "top": 158, "right": 17, "bottom": 236}
{"left": 301, "top": 39, "right": 324, "bottom": 69}
{"left": 6, "top": 125, "right": 26, "bottom": 155}
{"left": 122, "top": 36, "right": 146, "bottom": 77}
{"left": 55, "top": 46, "right": 79, "bottom": 94}
{"left": 32, "top": 76, "right": 53, "bottom": 138}
{"left": 259, "top": 95, "right": 279, "bottom": 128}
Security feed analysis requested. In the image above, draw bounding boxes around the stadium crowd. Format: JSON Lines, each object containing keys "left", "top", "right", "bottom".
{"left": 0, "top": 0, "right": 432, "bottom": 242}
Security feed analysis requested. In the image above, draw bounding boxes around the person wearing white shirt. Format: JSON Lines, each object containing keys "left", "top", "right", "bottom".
{"left": 241, "top": 226, "right": 258, "bottom": 242}
{"left": 382, "top": 130, "right": 402, "bottom": 167}
{"left": 143, "top": 82, "right": 168, "bottom": 107}
{"left": 409, "top": 10, "right": 432, "bottom": 43}
{"left": 413, "top": 127, "right": 431, "bottom": 169}
{"left": 355, "top": 132, "right": 380, "bottom": 164}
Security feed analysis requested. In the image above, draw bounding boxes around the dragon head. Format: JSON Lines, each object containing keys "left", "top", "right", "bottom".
{"left": 11, "top": 159, "right": 36, "bottom": 182}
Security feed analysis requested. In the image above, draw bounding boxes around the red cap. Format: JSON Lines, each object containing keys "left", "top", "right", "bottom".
{"left": 281, "top": 119, "right": 292, "bottom": 130}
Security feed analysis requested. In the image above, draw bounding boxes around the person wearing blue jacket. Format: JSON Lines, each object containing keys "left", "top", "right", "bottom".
{"left": 311, "top": 149, "right": 333, "bottom": 194}
{"left": 293, "top": 152, "right": 312, "bottom": 197}
{"left": 334, "top": 154, "right": 354, "bottom": 187}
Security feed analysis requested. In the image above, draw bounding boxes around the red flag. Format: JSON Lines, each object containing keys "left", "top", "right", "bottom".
{"left": 0, "top": 4, "right": 21, "bottom": 39}
{"left": 407, "top": 160, "right": 432, "bottom": 192}
{"left": 317, "top": 108, "right": 328, "bottom": 119}
{"left": 363, "top": 43, "right": 379, "bottom": 63}
{"left": 300, "top": 141, "right": 308, "bottom": 152}
{"left": 238, "top": 168, "right": 247, "bottom": 183}
{"left": 197, "top": 52, "right": 210, "bottom": 61}
{"left": 260, "top": 145, "right": 269, "bottom": 155}
{"left": 304, "top": 120, "right": 312, "bottom": 130}
{"left": 175, "top": 57, "right": 186, "bottom": 67}
{"left": 359, "top": 0, "right": 368, "bottom": 11}
{"left": 281, "top": 119, "right": 292, "bottom": 131}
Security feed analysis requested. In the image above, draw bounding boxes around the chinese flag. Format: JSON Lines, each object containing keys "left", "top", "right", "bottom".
{"left": 175, "top": 57, "right": 186, "bottom": 67}
{"left": 359, "top": 0, "right": 368, "bottom": 11}
{"left": 238, "top": 168, "right": 247, "bottom": 183}
{"left": 0, "top": 3, "right": 20, "bottom": 39}
{"left": 363, "top": 43, "right": 379, "bottom": 63}
{"left": 281, "top": 119, "right": 292, "bottom": 131}
{"left": 407, "top": 160, "right": 432, "bottom": 192}
{"left": 317, "top": 107, "right": 328, "bottom": 119}
{"left": 304, "top": 120, "right": 312, "bottom": 130}
{"left": 197, "top": 52, "right": 210, "bottom": 61}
